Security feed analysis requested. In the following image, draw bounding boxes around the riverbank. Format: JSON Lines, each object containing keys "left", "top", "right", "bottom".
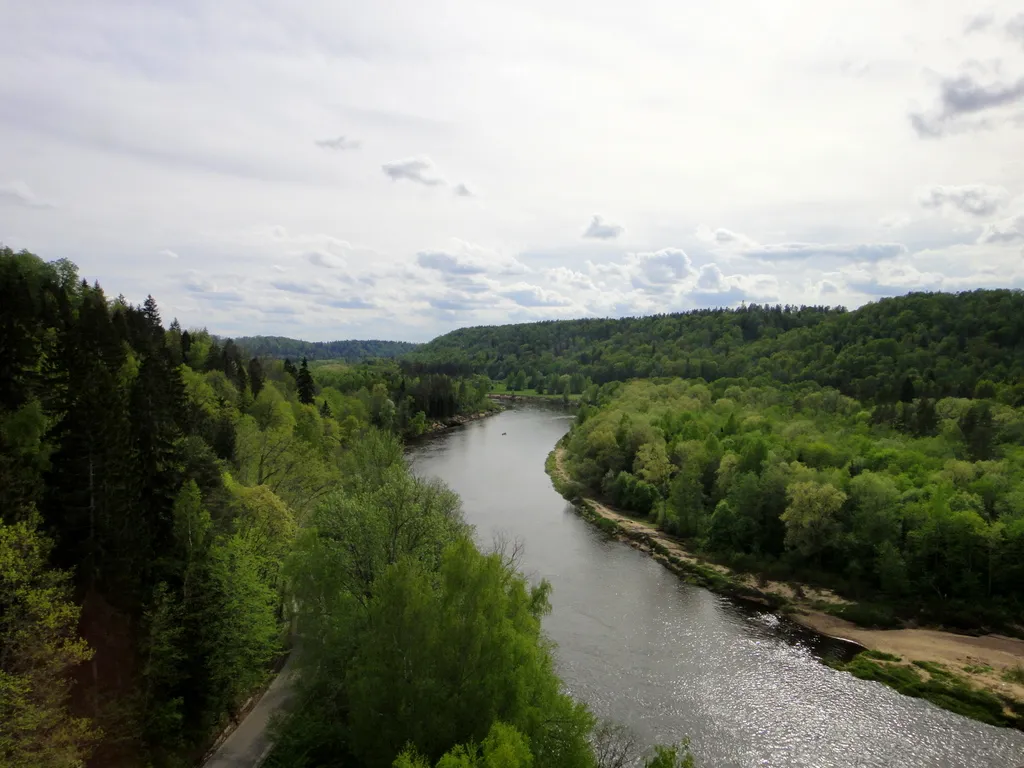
{"left": 422, "top": 405, "right": 503, "bottom": 435}
{"left": 487, "top": 392, "right": 580, "bottom": 406}
{"left": 547, "top": 444, "right": 1024, "bottom": 729}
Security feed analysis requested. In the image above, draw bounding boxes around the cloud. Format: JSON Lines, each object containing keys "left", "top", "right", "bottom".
{"left": 625, "top": 248, "right": 695, "bottom": 293}
{"left": 742, "top": 241, "right": 907, "bottom": 262}
{"left": 382, "top": 156, "right": 445, "bottom": 186}
{"left": 696, "top": 263, "right": 727, "bottom": 291}
{"left": 320, "top": 296, "right": 375, "bottom": 309}
{"left": 842, "top": 263, "right": 946, "bottom": 296}
{"left": 916, "top": 184, "right": 1009, "bottom": 217}
{"left": 582, "top": 215, "right": 625, "bottom": 240}
{"left": 819, "top": 280, "right": 839, "bottom": 294}
{"left": 695, "top": 225, "right": 759, "bottom": 248}
{"left": 182, "top": 272, "right": 245, "bottom": 303}
{"left": 1008, "top": 14, "right": 1024, "bottom": 44}
{"left": 977, "top": 214, "right": 1024, "bottom": 243}
{"left": 0, "top": 180, "right": 55, "bottom": 208}
{"left": 306, "top": 249, "right": 349, "bottom": 269}
{"left": 964, "top": 14, "right": 994, "bottom": 34}
{"left": 879, "top": 214, "right": 911, "bottom": 229}
{"left": 689, "top": 286, "right": 749, "bottom": 308}
{"left": 453, "top": 182, "right": 474, "bottom": 197}
{"left": 416, "top": 240, "right": 528, "bottom": 278}
{"left": 270, "top": 279, "right": 319, "bottom": 295}
{"left": 499, "top": 283, "right": 572, "bottom": 307}
{"left": 417, "top": 250, "right": 487, "bottom": 275}
{"left": 315, "top": 135, "right": 360, "bottom": 150}
{"left": 159, "top": 249, "right": 180, "bottom": 259}
{"left": 910, "top": 73, "right": 1024, "bottom": 137}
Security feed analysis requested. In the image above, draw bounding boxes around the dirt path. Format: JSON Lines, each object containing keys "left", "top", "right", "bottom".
{"left": 551, "top": 446, "right": 1024, "bottom": 699}
{"left": 202, "top": 651, "right": 300, "bottom": 768}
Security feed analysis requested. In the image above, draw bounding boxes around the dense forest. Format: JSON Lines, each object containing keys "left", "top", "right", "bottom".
{"left": 3, "top": 247, "right": 689, "bottom": 768}
{"left": 233, "top": 335, "right": 418, "bottom": 362}
{"left": 560, "top": 378, "right": 1024, "bottom": 630}
{"left": 408, "top": 291, "right": 1024, "bottom": 403}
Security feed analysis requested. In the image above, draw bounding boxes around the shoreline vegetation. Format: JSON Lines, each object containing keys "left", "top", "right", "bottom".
{"left": 546, "top": 444, "right": 1024, "bottom": 730}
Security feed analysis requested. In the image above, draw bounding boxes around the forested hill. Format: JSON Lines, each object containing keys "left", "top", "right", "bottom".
{"left": 406, "top": 290, "right": 1024, "bottom": 403}
{"left": 233, "top": 335, "right": 418, "bottom": 361}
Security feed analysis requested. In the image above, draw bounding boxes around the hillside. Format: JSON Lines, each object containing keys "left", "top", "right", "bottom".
{"left": 406, "top": 291, "right": 1024, "bottom": 403}
{"left": 233, "top": 335, "right": 418, "bottom": 361}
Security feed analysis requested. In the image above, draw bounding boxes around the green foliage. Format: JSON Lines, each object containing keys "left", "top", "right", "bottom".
{"left": 643, "top": 742, "right": 695, "bottom": 768}
{"left": 561, "top": 378, "right": 1024, "bottom": 627}
{"left": 0, "top": 518, "right": 95, "bottom": 767}
{"left": 233, "top": 336, "right": 419, "bottom": 362}
{"left": 408, "top": 291, "right": 1024, "bottom": 403}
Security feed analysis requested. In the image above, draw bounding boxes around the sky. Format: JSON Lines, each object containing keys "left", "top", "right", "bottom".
{"left": 2, "top": 1, "right": 1024, "bottom": 343}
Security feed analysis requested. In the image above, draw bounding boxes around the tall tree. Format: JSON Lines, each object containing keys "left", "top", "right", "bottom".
{"left": 296, "top": 358, "right": 316, "bottom": 405}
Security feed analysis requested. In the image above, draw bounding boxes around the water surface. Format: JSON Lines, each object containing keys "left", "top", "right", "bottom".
{"left": 408, "top": 403, "right": 1024, "bottom": 768}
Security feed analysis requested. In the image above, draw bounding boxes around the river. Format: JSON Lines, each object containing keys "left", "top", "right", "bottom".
{"left": 407, "top": 403, "right": 1024, "bottom": 768}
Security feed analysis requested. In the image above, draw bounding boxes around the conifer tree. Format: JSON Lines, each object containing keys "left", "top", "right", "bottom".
{"left": 297, "top": 357, "right": 316, "bottom": 405}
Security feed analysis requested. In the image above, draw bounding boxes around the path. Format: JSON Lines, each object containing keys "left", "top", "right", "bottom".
{"left": 202, "top": 651, "right": 300, "bottom": 768}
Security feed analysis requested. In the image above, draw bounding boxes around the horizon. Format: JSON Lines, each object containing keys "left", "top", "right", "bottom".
{"left": 2, "top": 1, "right": 1023, "bottom": 343}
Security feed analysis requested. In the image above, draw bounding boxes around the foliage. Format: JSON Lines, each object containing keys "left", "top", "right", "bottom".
{"left": 232, "top": 336, "right": 419, "bottom": 362}
{"left": 0, "top": 518, "right": 95, "bottom": 767}
{"left": 561, "top": 378, "right": 1024, "bottom": 628}
{"left": 407, "top": 292, "right": 1024, "bottom": 403}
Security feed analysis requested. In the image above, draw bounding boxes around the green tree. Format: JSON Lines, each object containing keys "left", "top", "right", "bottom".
{"left": 780, "top": 482, "right": 847, "bottom": 560}
{"left": 296, "top": 358, "right": 316, "bottom": 405}
{"left": 0, "top": 519, "right": 95, "bottom": 767}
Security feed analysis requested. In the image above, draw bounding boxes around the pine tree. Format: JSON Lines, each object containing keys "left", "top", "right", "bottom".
{"left": 296, "top": 358, "right": 316, "bottom": 405}
{"left": 248, "top": 358, "right": 265, "bottom": 399}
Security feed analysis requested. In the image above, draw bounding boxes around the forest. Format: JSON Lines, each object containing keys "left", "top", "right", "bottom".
{"left": 3, "top": 247, "right": 688, "bottom": 768}
{"left": 231, "top": 335, "right": 418, "bottom": 362}
{"left": 561, "top": 378, "right": 1024, "bottom": 630}
{"left": 408, "top": 291, "right": 1024, "bottom": 403}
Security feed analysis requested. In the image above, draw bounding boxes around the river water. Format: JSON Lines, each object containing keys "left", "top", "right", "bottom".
{"left": 407, "top": 403, "right": 1024, "bottom": 768}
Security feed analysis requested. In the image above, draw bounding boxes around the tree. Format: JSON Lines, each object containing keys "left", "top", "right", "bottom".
{"left": 780, "top": 481, "right": 847, "bottom": 560}
{"left": 343, "top": 540, "right": 594, "bottom": 768}
{"left": 248, "top": 358, "right": 266, "bottom": 399}
{"left": 296, "top": 358, "right": 316, "bottom": 405}
{"left": 0, "top": 519, "right": 95, "bottom": 767}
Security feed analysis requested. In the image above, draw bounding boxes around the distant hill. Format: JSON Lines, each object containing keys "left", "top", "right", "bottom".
{"left": 233, "top": 335, "right": 419, "bottom": 361}
{"left": 406, "top": 290, "right": 1024, "bottom": 403}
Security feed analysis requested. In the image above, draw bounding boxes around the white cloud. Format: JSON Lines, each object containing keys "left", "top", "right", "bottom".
{"left": 159, "top": 249, "right": 180, "bottom": 259}
{"left": 696, "top": 263, "right": 726, "bottom": 291}
{"left": 315, "top": 135, "right": 361, "bottom": 150}
{"left": 382, "top": 157, "right": 446, "bottom": 187}
{"left": 0, "top": 180, "right": 54, "bottom": 208}
{"left": 582, "top": 215, "right": 624, "bottom": 240}
{"left": 977, "top": 214, "right": 1024, "bottom": 243}
{"left": 916, "top": 184, "right": 1009, "bottom": 217}
{"left": 624, "top": 248, "right": 695, "bottom": 293}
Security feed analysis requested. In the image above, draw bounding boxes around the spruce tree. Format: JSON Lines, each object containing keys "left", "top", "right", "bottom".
{"left": 296, "top": 358, "right": 316, "bottom": 405}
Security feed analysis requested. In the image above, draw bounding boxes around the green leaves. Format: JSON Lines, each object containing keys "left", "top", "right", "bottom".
{"left": 0, "top": 519, "right": 95, "bottom": 767}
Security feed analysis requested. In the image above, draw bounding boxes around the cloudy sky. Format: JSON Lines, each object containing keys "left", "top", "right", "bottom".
{"left": 2, "top": 1, "right": 1024, "bottom": 342}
